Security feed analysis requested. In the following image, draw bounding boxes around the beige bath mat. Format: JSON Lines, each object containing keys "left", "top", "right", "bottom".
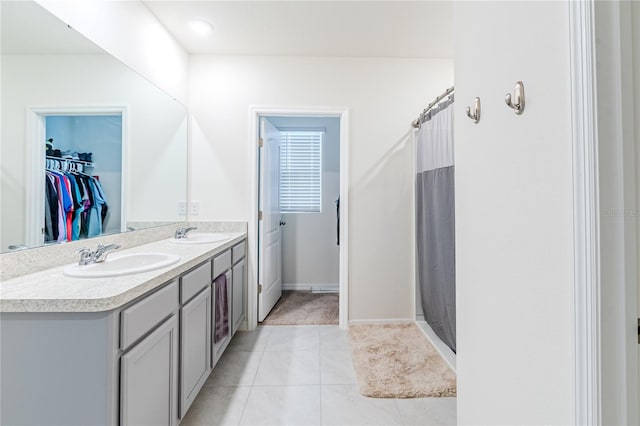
{"left": 348, "top": 322, "right": 456, "bottom": 398}
{"left": 261, "top": 290, "right": 339, "bottom": 325}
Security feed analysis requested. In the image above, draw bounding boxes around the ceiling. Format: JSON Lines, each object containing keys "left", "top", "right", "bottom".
{"left": 143, "top": 1, "right": 453, "bottom": 58}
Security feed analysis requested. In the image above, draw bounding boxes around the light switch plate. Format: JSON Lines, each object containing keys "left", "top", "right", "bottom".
{"left": 189, "top": 201, "right": 200, "bottom": 215}
{"left": 178, "top": 201, "right": 187, "bottom": 215}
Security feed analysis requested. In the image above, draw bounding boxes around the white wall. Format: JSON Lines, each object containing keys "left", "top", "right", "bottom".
{"left": 0, "top": 54, "right": 187, "bottom": 250}
{"left": 454, "top": 1, "right": 574, "bottom": 424}
{"left": 266, "top": 116, "right": 340, "bottom": 290}
{"left": 34, "top": 0, "right": 189, "bottom": 104}
{"left": 189, "top": 56, "right": 453, "bottom": 321}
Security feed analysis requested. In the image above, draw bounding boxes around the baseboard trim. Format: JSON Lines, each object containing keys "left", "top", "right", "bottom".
{"left": 282, "top": 283, "right": 339, "bottom": 292}
{"left": 416, "top": 320, "right": 456, "bottom": 372}
{"left": 348, "top": 318, "right": 414, "bottom": 324}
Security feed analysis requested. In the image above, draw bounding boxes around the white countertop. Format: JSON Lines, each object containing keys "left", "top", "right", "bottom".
{"left": 0, "top": 232, "right": 246, "bottom": 313}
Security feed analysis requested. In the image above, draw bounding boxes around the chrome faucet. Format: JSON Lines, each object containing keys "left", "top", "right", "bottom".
{"left": 75, "top": 243, "right": 121, "bottom": 265}
{"left": 93, "top": 243, "right": 121, "bottom": 263}
{"left": 174, "top": 226, "right": 197, "bottom": 239}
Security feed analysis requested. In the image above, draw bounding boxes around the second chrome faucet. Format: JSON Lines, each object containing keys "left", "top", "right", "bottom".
{"left": 174, "top": 226, "right": 197, "bottom": 239}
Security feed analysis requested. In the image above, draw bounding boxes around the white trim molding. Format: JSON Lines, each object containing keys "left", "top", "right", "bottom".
{"left": 25, "top": 105, "right": 130, "bottom": 248}
{"left": 282, "top": 283, "right": 339, "bottom": 292}
{"left": 348, "top": 318, "right": 413, "bottom": 324}
{"left": 569, "top": 1, "right": 601, "bottom": 424}
{"left": 247, "top": 106, "right": 350, "bottom": 330}
{"left": 415, "top": 321, "right": 456, "bottom": 372}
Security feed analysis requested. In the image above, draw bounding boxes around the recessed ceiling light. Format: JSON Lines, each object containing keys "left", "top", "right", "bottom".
{"left": 188, "top": 19, "right": 213, "bottom": 36}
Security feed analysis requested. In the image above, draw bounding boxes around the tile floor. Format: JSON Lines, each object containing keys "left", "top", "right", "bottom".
{"left": 180, "top": 325, "right": 456, "bottom": 426}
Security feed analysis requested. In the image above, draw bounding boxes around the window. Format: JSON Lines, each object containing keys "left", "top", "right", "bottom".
{"left": 279, "top": 130, "right": 322, "bottom": 213}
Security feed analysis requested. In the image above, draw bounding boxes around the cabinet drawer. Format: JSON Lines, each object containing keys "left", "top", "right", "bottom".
{"left": 121, "top": 280, "right": 179, "bottom": 350}
{"left": 232, "top": 241, "right": 246, "bottom": 264}
{"left": 212, "top": 249, "right": 231, "bottom": 279}
{"left": 181, "top": 261, "right": 212, "bottom": 303}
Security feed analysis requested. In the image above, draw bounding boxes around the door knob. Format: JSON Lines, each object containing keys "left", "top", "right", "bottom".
{"left": 279, "top": 220, "right": 286, "bottom": 226}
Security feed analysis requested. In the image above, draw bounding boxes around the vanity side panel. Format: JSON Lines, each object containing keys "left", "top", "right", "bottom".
{"left": 0, "top": 311, "right": 118, "bottom": 426}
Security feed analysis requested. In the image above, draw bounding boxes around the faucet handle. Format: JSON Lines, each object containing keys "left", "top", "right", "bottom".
{"left": 75, "top": 248, "right": 93, "bottom": 265}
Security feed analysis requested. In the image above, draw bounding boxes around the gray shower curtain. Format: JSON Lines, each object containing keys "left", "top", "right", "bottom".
{"left": 415, "top": 98, "right": 456, "bottom": 352}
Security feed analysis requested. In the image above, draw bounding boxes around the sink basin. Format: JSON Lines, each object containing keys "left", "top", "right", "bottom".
{"left": 168, "top": 233, "right": 231, "bottom": 245}
{"left": 63, "top": 252, "right": 180, "bottom": 278}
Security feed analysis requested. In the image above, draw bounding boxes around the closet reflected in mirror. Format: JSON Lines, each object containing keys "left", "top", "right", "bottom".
{"left": 44, "top": 114, "right": 122, "bottom": 244}
{"left": 0, "top": 1, "right": 188, "bottom": 253}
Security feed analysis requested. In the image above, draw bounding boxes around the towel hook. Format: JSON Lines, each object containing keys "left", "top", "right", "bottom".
{"left": 465, "top": 97, "right": 481, "bottom": 123}
{"left": 505, "top": 81, "right": 525, "bottom": 115}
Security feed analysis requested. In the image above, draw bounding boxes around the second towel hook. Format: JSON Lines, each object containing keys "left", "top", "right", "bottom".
{"left": 505, "top": 81, "right": 525, "bottom": 115}
{"left": 466, "top": 97, "right": 481, "bottom": 123}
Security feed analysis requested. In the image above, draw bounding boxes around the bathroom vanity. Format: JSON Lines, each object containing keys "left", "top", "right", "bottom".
{"left": 0, "top": 233, "right": 247, "bottom": 426}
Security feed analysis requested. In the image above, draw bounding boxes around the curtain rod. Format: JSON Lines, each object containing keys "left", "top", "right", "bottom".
{"left": 412, "top": 86, "right": 455, "bottom": 129}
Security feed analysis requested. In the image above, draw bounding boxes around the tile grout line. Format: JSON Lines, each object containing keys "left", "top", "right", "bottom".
{"left": 318, "top": 328, "right": 323, "bottom": 426}
{"left": 394, "top": 399, "right": 406, "bottom": 426}
{"left": 318, "top": 383, "right": 323, "bottom": 426}
{"left": 237, "top": 340, "right": 267, "bottom": 425}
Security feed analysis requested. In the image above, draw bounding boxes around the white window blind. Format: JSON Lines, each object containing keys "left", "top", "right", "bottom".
{"left": 279, "top": 130, "right": 322, "bottom": 213}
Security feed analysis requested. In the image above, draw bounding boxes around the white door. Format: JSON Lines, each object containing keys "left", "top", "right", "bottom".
{"left": 258, "top": 117, "right": 282, "bottom": 322}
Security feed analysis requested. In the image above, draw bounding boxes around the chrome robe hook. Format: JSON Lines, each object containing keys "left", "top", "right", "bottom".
{"left": 505, "top": 81, "right": 525, "bottom": 114}
{"left": 465, "top": 97, "right": 481, "bottom": 123}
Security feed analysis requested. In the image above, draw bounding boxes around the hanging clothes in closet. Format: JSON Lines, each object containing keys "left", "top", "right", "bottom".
{"left": 415, "top": 92, "right": 456, "bottom": 353}
{"left": 44, "top": 162, "right": 108, "bottom": 243}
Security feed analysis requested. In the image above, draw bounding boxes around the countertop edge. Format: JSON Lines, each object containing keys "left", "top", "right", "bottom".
{"left": 0, "top": 233, "right": 246, "bottom": 314}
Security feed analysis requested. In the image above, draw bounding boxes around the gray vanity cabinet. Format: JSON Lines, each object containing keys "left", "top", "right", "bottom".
{"left": 179, "top": 286, "right": 212, "bottom": 418}
{"left": 0, "top": 237, "right": 248, "bottom": 426}
{"left": 121, "top": 314, "right": 179, "bottom": 426}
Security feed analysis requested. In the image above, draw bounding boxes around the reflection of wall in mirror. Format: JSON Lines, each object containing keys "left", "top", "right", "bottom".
{"left": 0, "top": 54, "right": 188, "bottom": 252}
{"left": 35, "top": 0, "right": 189, "bottom": 104}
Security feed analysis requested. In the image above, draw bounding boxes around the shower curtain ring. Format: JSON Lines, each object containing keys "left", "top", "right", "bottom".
{"left": 465, "top": 97, "right": 481, "bottom": 123}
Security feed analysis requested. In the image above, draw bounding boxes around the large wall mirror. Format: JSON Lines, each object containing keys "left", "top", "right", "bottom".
{"left": 0, "top": 1, "right": 188, "bottom": 253}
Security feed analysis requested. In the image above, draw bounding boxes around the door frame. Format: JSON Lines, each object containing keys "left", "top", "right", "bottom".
{"left": 571, "top": 0, "right": 639, "bottom": 424}
{"left": 25, "top": 105, "right": 130, "bottom": 247}
{"left": 569, "top": 2, "right": 601, "bottom": 424}
{"left": 248, "top": 106, "right": 350, "bottom": 330}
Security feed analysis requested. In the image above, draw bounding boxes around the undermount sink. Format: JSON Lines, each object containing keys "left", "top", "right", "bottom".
{"left": 63, "top": 252, "right": 180, "bottom": 278}
{"left": 168, "top": 233, "right": 231, "bottom": 245}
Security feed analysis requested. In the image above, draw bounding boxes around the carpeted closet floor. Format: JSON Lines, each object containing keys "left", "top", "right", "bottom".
{"left": 261, "top": 290, "right": 339, "bottom": 325}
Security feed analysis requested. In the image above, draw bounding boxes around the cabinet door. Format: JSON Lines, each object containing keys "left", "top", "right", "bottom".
{"left": 232, "top": 259, "right": 246, "bottom": 335}
{"left": 180, "top": 287, "right": 211, "bottom": 419}
{"left": 121, "top": 314, "right": 178, "bottom": 426}
{"left": 212, "top": 269, "right": 233, "bottom": 366}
